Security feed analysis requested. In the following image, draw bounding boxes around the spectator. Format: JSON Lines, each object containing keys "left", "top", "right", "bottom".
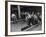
{"left": 11, "top": 14, "right": 17, "bottom": 24}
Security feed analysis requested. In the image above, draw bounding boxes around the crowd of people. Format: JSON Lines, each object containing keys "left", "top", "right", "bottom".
{"left": 25, "top": 11, "right": 42, "bottom": 26}
{"left": 11, "top": 11, "right": 42, "bottom": 27}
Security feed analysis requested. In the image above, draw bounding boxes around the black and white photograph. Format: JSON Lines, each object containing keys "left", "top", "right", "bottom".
{"left": 5, "top": 1, "right": 45, "bottom": 35}
{"left": 11, "top": 5, "right": 42, "bottom": 32}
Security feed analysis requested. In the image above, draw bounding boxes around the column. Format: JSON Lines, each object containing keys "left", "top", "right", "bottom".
{"left": 18, "top": 5, "right": 21, "bottom": 18}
